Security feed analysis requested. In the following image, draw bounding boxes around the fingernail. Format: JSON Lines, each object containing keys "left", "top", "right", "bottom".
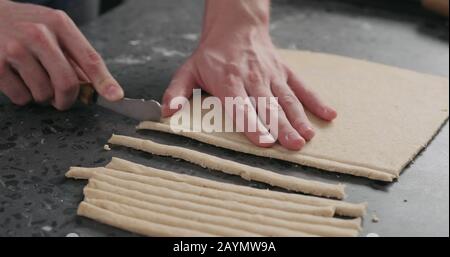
{"left": 105, "top": 84, "right": 124, "bottom": 100}
{"left": 305, "top": 127, "right": 315, "bottom": 138}
{"left": 299, "top": 123, "right": 313, "bottom": 132}
{"left": 298, "top": 123, "right": 315, "bottom": 140}
{"left": 286, "top": 131, "right": 302, "bottom": 142}
{"left": 323, "top": 107, "right": 337, "bottom": 119}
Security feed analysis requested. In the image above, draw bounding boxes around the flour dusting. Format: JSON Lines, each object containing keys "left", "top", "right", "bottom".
{"left": 129, "top": 40, "right": 141, "bottom": 46}
{"left": 41, "top": 226, "right": 53, "bottom": 232}
{"left": 181, "top": 33, "right": 199, "bottom": 41}
{"left": 152, "top": 47, "right": 186, "bottom": 57}
{"left": 107, "top": 55, "right": 152, "bottom": 65}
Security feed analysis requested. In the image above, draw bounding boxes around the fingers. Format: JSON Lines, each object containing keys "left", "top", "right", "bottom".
{"left": 67, "top": 54, "right": 89, "bottom": 82}
{"left": 21, "top": 23, "right": 79, "bottom": 110}
{"left": 221, "top": 75, "right": 275, "bottom": 148}
{"left": 4, "top": 40, "right": 53, "bottom": 103}
{"left": 271, "top": 81, "right": 315, "bottom": 141}
{"left": 162, "top": 64, "right": 198, "bottom": 117}
{"left": 0, "top": 61, "right": 32, "bottom": 106}
{"left": 46, "top": 10, "right": 123, "bottom": 101}
{"left": 246, "top": 83, "right": 305, "bottom": 150}
{"left": 286, "top": 66, "right": 337, "bottom": 121}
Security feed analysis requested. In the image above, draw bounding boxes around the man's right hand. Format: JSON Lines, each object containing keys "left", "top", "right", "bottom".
{"left": 0, "top": 0, "right": 123, "bottom": 110}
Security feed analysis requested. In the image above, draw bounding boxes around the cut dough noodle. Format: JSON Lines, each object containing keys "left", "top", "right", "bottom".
{"left": 137, "top": 49, "right": 449, "bottom": 181}
{"left": 78, "top": 202, "right": 214, "bottom": 237}
{"left": 107, "top": 134, "right": 346, "bottom": 199}
{"left": 85, "top": 178, "right": 361, "bottom": 230}
{"left": 67, "top": 159, "right": 365, "bottom": 217}
{"left": 86, "top": 199, "right": 262, "bottom": 237}
{"left": 85, "top": 188, "right": 359, "bottom": 236}
{"left": 71, "top": 163, "right": 361, "bottom": 236}
{"left": 85, "top": 192, "right": 321, "bottom": 236}
{"left": 89, "top": 177, "right": 335, "bottom": 224}
{"left": 106, "top": 157, "right": 366, "bottom": 217}
{"left": 81, "top": 169, "right": 336, "bottom": 216}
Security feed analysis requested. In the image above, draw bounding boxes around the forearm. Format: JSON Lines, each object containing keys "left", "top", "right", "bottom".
{"left": 200, "top": 0, "right": 271, "bottom": 43}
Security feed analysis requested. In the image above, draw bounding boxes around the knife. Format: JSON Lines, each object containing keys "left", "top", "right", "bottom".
{"left": 79, "top": 83, "right": 161, "bottom": 121}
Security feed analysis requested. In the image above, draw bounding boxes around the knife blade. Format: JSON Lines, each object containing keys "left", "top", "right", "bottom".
{"left": 79, "top": 83, "right": 161, "bottom": 122}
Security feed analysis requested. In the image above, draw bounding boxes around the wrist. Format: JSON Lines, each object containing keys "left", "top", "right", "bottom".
{"left": 200, "top": 0, "right": 271, "bottom": 44}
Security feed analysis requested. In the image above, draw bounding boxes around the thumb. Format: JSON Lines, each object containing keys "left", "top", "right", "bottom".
{"left": 66, "top": 52, "right": 123, "bottom": 101}
{"left": 93, "top": 77, "right": 124, "bottom": 102}
{"left": 67, "top": 55, "right": 124, "bottom": 101}
{"left": 162, "top": 65, "right": 198, "bottom": 117}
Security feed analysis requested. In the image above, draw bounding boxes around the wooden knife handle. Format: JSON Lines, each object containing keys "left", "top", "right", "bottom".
{"left": 79, "top": 82, "right": 98, "bottom": 105}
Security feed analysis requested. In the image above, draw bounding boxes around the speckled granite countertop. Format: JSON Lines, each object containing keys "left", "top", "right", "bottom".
{"left": 0, "top": 0, "right": 448, "bottom": 237}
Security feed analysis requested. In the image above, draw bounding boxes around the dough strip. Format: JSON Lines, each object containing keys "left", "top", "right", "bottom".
{"left": 77, "top": 202, "right": 214, "bottom": 237}
{"left": 85, "top": 179, "right": 361, "bottom": 230}
{"left": 85, "top": 188, "right": 358, "bottom": 236}
{"left": 85, "top": 191, "right": 319, "bottom": 236}
{"left": 88, "top": 176, "right": 336, "bottom": 227}
{"left": 107, "top": 134, "right": 346, "bottom": 199}
{"left": 106, "top": 157, "right": 366, "bottom": 217}
{"left": 85, "top": 199, "right": 261, "bottom": 237}
{"left": 83, "top": 170, "right": 335, "bottom": 217}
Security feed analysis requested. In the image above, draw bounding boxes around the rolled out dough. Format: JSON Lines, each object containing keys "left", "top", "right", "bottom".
{"left": 138, "top": 49, "right": 449, "bottom": 181}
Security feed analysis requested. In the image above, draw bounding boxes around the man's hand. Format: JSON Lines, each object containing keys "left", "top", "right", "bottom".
{"left": 0, "top": 1, "right": 123, "bottom": 110}
{"left": 162, "top": 0, "right": 337, "bottom": 150}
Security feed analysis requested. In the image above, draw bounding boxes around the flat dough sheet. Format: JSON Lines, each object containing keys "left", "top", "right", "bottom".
{"left": 139, "top": 49, "right": 449, "bottom": 181}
